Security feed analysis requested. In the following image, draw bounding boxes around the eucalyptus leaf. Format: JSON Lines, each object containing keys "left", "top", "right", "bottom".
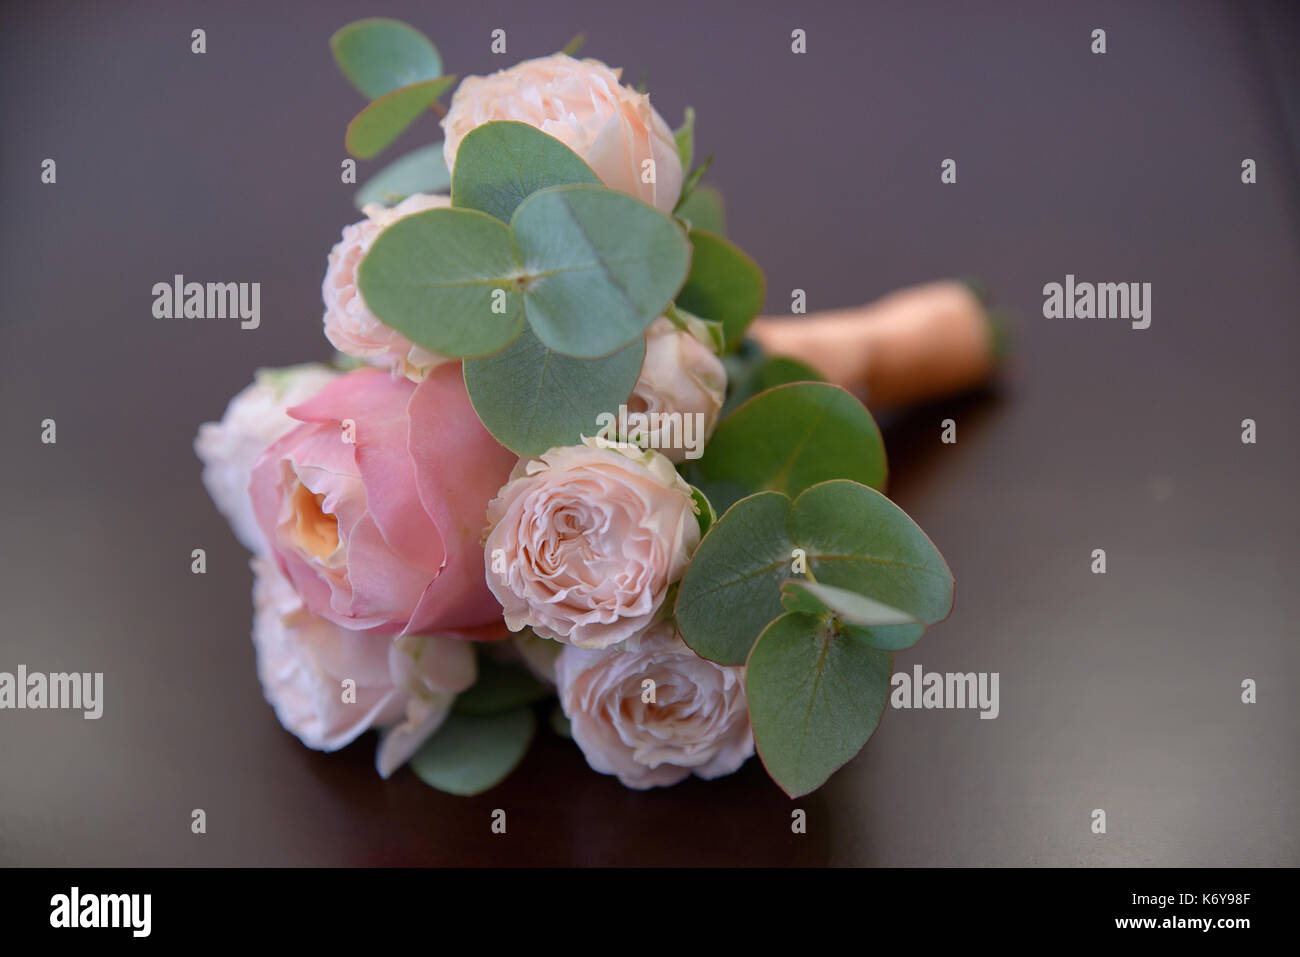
{"left": 453, "top": 656, "right": 552, "bottom": 716}
{"left": 675, "top": 480, "right": 953, "bottom": 665}
{"left": 512, "top": 184, "right": 690, "bottom": 357}
{"left": 720, "top": 354, "right": 824, "bottom": 418}
{"left": 353, "top": 142, "right": 450, "bottom": 210}
{"left": 780, "top": 580, "right": 919, "bottom": 625}
{"left": 675, "top": 229, "right": 764, "bottom": 352}
{"left": 689, "top": 485, "right": 718, "bottom": 536}
{"left": 331, "top": 18, "right": 443, "bottom": 100}
{"left": 409, "top": 709, "right": 536, "bottom": 796}
{"left": 464, "top": 325, "right": 644, "bottom": 456}
{"left": 345, "top": 75, "right": 456, "bottom": 160}
{"left": 781, "top": 579, "right": 925, "bottom": 651}
{"left": 746, "top": 612, "right": 893, "bottom": 797}
{"left": 451, "top": 122, "right": 599, "bottom": 222}
{"left": 690, "top": 382, "right": 885, "bottom": 512}
{"left": 357, "top": 206, "right": 525, "bottom": 357}
{"left": 674, "top": 184, "right": 726, "bottom": 236}
{"left": 673, "top": 491, "right": 793, "bottom": 665}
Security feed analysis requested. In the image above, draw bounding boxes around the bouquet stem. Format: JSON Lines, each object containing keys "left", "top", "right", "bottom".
{"left": 747, "top": 280, "right": 1005, "bottom": 409}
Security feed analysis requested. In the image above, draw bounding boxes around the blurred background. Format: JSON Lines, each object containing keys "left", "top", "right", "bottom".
{"left": 1, "top": 0, "right": 1296, "bottom": 865}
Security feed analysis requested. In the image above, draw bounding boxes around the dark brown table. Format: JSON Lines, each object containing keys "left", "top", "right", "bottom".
{"left": 1, "top": 0, "right": 1295, "bottom": 865}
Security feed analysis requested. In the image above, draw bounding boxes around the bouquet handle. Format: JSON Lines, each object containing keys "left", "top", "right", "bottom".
{"left": 747, "top": 280, "right": 1005, "bottom": 409}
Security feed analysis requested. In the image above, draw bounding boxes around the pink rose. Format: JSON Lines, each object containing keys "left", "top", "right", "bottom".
{"left": 556, "top": 622, "right": 754, "bottom": 788}
{"left": 484, "top": 440, "right": 701, "bottom": 649}
{"left": 627, "top": 317, "right": 727, "bottom": 462}
{"left": 442, "top": 54, "right": 683, "bottom": 214}
{"left": 196, "top": 364, "right": 339, "bottom": 552}
{"left": 322, "top": 193, "right": 453, "bottom": 381}
{"left": 250, "top": 364, "right": 517, "bottom": 636}
{"left": 251, "top": 558, "right": 476, "bottom": 776}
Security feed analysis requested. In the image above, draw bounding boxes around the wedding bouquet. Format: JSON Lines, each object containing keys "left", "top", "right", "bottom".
{"left": 196, "top": 19, "right": 996, "bottom": 797}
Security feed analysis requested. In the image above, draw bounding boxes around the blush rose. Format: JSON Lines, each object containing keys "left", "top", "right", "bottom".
{"left": 250, "top": 364, "right": 517, "bottom": 636}
{"left": 196, "top": 364, "right": 339, "bottom": 553}
{"left": 556, "top": 622, "right": 754, "bottom": 788}
{"left": 484, "top": 440, "right": 700, "bottom": 649}
{"left": 322, "top": 193, "right": 453, "bottom": 382}
{"left": 442, "top": 54, "right": 683, "bottom": 213}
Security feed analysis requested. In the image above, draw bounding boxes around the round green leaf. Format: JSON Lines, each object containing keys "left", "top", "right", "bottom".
{"left": 719, "top": 353, "right": 824, "bottom": 418}
{"left": 675, "top": 480, "right": 953, "bottom": 665}
{"left": 791, "top": 481, "right": 953, "bottom": 629}
{"left": 674, "top": 184, "right": 726, "bottom": 236}
{"left": 331, "top": 18, "right": 443, "bottom": 100}
{"left": 512, "top": 184, "right": 691, "bottom": 358}
{"left": 409, "top": 709, "right": 535, "bottom": 796}
{"left": 746, "top": 612, "right": 893, "bottom": 797}
{"left": 781, "top": 579, "right": 925, "bottom": 651}
{"left": 464, "top": 325, "right": 645, "bottom": 456}
{"left": 353, "top": 142, "right": 450, "bottom": 210}
{"left": 692, "top": 382, "right": 886, "bottom": 513}
{"left": 358, "top": 206, "right": 525, "bottom": 357}
{"left": 346, "top": 76, "right": 457, "bottom": 160}
{"left": 674, "top": 491, "right": 794, "bottom": 665}
{"left": 451, "top": 122, "right": 599, "bottom": 223}
{"left": 675, "top": 229, "right": 764, "bottom": 351}
{"left": 452, "top": 656, "right": 553, "bottom": 716}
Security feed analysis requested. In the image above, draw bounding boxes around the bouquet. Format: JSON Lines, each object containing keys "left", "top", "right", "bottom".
{"left": 196, "top": 19, "right": 999, "bottom": 798}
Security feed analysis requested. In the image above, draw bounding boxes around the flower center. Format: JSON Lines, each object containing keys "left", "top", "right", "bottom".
{"left": 289, "top": 482, "right": 339, "bottom": 559}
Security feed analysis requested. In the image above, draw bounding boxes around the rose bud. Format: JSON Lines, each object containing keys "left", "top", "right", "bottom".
{"left": 250, "top": 364, "right": 517, "bottom": 636}
{"left": 251, "top": 559, "right": 476, "bottom": 776}
{"left": 442, "top": 53, "right": 682, "bottom": 213}
{"left": 484, "top": 440, "right": 701, "bottom": 649}
{"left": 196, "top": 363, "right": 339, "bottom": 553}
{"left": 322, "top": 193, "right": 453, "bottom": 382}
{"left": 556, "top": 622, "right": 754, "bottom": 789}
{"left": 625, "top": 317, "right": 727, "bottom": 463}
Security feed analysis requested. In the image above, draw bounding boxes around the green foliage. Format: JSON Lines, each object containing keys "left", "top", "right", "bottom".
{"left": 346, "top": 76, "right": 457, "bottom": 159}
{"left": 463, "top": 327, "right": 645, "bottom": 456}
{"left": 746, "top": 613, "right": 894, "bottom": 797}
{"left": 688, "top": 383, "right": 885, "bottom": 513}
{"left": 331, "top": 19, "right": 443, "bottom": 100}
{"left": 410, "top": 709, "right": 536, "bottom": 796}
{"left": 451, "top": 121, "right": 599, "bottom": 222}
{"left": 676, "top": 229, "right": 764, "bottom": 352}
{"left": 675, "top": 184, "right": 726, "bottom": 236}
{"left": 353, "top": 143, "right": 450, "bottom": 210}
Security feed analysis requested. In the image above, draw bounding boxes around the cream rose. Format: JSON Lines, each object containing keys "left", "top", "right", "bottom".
{"left": 626, "top": 317, "right": 727, "bottom": 462}
{"left": 251, "top": 558, "right": 476, "bottom": 777}
{"left": 484, "top": 440, "right": 700, "bottom": 649}
{"left": 442, "top": 54, "right": 683, "bottom": 213}
{"left": 322, "top": 192, "right": 452, "bottom": 381}
{"left": 556, "top": 622, "right": 754, "bottom": 788}
{"left": 195, "top": 363, "right": 339, "bottom": 552}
